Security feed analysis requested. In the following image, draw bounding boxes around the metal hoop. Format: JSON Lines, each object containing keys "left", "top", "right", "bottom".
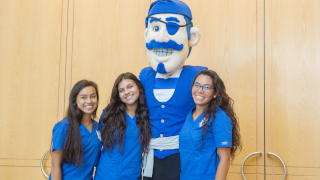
{"left": 267, "top": 152, "right": 287, "bottom": 180}
{"left": 40, "top": 149, "right": 50, "bottom": 179}
{"left": 241, "top": 152, "right": 262, "bottom": 180}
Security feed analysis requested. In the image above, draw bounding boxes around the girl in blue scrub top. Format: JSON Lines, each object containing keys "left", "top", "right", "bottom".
{"left": 180, "top": 70, "right": 242, "bottom": 180}
{"left": 49, "top": 80, "right": 102, "bottom": 180}
{"left": 94, "top": 72, "right": 152, "bottom": 180}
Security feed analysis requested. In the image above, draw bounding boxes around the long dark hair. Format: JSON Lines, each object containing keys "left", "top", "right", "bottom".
{"left": 194, "top": 70, "right": 242, "bottom": 160}
{"left": 101, "top": 72, "right": 152, "bottom": 153}
{"left": 57, "top": 80, "right": 99, "bottom": 166}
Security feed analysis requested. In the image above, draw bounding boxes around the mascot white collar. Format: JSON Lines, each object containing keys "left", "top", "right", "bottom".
{"left": 144, "top": 0, "right": 200, "bottom": 76}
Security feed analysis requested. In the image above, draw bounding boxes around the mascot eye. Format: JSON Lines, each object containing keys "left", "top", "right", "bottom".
{"left": 153, "top": 26, "right": 159, "bottom": 32}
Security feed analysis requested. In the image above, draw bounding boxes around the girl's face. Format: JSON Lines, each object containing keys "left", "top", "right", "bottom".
{"left": 76, "top": 86, "right": 98, "bottom": 115}
{"left": 192, "top": 74, "right": 216, "bottom": 109}
{"left": 118, "top": 79, "right": 140, "bottom": 107}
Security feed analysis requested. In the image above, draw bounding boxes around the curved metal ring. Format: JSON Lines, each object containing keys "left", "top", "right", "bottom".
{"left": 41, "top": 149, "right": 50, "bottom": 179}
{"left": 267, "top": 152, "right": 286, "bottom": 180}
{"left": 241, "top": 152, "right": 262, "bottom": 180}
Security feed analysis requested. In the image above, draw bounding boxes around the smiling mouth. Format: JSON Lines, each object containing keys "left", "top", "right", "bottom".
{"left": 195, "top": 95, "right": 205, "bottom": 100}
{"left": 154, "top": 48, "right": 173, "bottom": 57}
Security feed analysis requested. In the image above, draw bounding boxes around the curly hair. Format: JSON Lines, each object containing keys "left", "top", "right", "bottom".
{"left": 57, "top": 80, "right": 99, "bottom": 166}
{"left": 193, "top": 70, "right": 242, "bottom": 160}
{"left": 101, "top": 72, "right": 152, "bottom": 153}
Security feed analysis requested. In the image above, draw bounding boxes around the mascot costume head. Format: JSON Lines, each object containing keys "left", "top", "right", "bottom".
{"left": 144, "top": 0, "right": 201, "bottom": 75}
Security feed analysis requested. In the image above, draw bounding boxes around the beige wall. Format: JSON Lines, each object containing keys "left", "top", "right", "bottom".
{"left": 0, "top": 0, "right": 319, "bottom": 179}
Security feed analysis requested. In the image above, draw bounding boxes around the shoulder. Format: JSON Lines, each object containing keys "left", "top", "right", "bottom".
{"left": 99, "top": 108, "right": 107, "bottom": 127}
{"left": 215, "top": 107, "right": 229, "bottom": 120}
{"left": 51, "top": 118, "right": 69, "bottom": 150}
{"left": 53, "top": 118, "right": 69, "bottom": 130}
{"left": 183, "top": 65, "right": 207, "bottom": 72}
{"left": 139, "top": 67, "right": 156, "bottom": 81}
{"left": 100, "top": 108, "right": 107, "bottom": 117}
{"left": 92, "top": 119, "right": 99, "bottom": 126}
{"left": 92, "top": 119, "right": 101, "bottom": 131}
{"left": 182, "top": 65, "right": 208, "bottom": 79}
{"left": 212, "top": 107, "right": 233, "bottom": 130}
{"left": 52, "top": 118, "right": 69, "bottom": 138}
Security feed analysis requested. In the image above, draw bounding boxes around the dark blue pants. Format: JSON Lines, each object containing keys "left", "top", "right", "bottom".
{"left": 144, "top": 153, "right": 180, "bottom": 180}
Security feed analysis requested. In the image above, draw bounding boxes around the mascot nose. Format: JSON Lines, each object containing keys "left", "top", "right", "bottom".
{"left": 155, "top": 29, "right": 170, "bottom": 42}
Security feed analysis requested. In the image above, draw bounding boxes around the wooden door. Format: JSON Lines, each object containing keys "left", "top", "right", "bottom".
{"left": 265, "top": 0, "right": 320, "bottom": 179}
{"left": 0, "top": 0, "right": 66, "bottom": 179}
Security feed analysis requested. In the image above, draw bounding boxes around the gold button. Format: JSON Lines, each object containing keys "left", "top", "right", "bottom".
{"left": 160, "top": 149, "right": 163, "bottom": 151}
{"left": 161, "top": 105, "right": 165, "bottom": 108}
{"left": 161, "top": 119, "right": 164, "bottom": 123}
{"left": 160, "top": 134, "right": 163, "bottom": 137}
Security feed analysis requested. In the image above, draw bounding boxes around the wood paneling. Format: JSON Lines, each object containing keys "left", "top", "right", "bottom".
{"left": 265, "top": 0, "right": 320, "bottom": 178}
{"left": 0, "top": 166, "right": 51, "bottom": 180}
{"left": 267, "top": 175, "right": 320, "bottom": 180}
{"left": 266, "top": 166, "right": 320, "bottom": 176}
{"left": 0, "top": 0, "right": 65, "bottom": 179}
{"left": 69, "top": 0, "right": 150, "bottom": 116}
{"left": 265, "top": 0, "right": 320, "bottom": 179}
{"left": 227, "top": 173, "right": 264, "bottom": 180}
{"left": 0, "top": 0, "right": 63, "bottom": 158}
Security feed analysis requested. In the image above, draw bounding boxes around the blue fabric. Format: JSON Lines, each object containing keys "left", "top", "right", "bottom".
{"left": 49, "top": 118, "right": 102, "bottom": 180}
{"left": 154, "top": 78, "right": 179, "bottom": 89}
{"left": 94, "top": 109, "right": 142, "bottom": 180}
{"left": 179, "top": 107, "right": 233, "bottom": 179}
{"left": 139, "top": 65, "right": 207, "bottom": 159}
{"left": 146, "top": 40, "right": 183, "bottom": 51}
{"left": 146, "top": 0, "right": 192, "bottom": 28}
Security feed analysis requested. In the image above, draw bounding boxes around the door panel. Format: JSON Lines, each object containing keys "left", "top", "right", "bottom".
{"left": 0, "top": 0, "right": 64, "bottom": 179}
{"left": 265, "top": 0, "right": 320, "bottom": 179}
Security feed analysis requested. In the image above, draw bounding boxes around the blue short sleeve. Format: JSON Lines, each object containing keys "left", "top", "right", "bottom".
{"left": 52, "top": 121, "right": 68, "bottom": 151}
{"left": 212, "top": 110, "right": 233, "bottom": 148}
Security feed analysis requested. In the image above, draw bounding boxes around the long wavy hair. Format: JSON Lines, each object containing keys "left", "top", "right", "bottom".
{"left": 101, "top": 72, "right": 152, "bottom": 153}
{"left": 54, "top": 80, "right": 99, "bottom": 166}
{"left": 193, "top": 70, "right": 242, "bottom": 160}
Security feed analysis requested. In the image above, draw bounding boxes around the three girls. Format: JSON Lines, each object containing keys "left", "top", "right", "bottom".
{"left": 50, "top": 70, "right": 241, "bottom": 179}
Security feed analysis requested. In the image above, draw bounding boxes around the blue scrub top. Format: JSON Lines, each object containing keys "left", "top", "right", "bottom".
{"left": 49, "top": 118, "right": 102, "bottom": 180}
{"left": 179, "top": 107, "right": 233, "bottom": 179}
{"left": 94, "top": 109, "right": 142, "bottom": 180}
